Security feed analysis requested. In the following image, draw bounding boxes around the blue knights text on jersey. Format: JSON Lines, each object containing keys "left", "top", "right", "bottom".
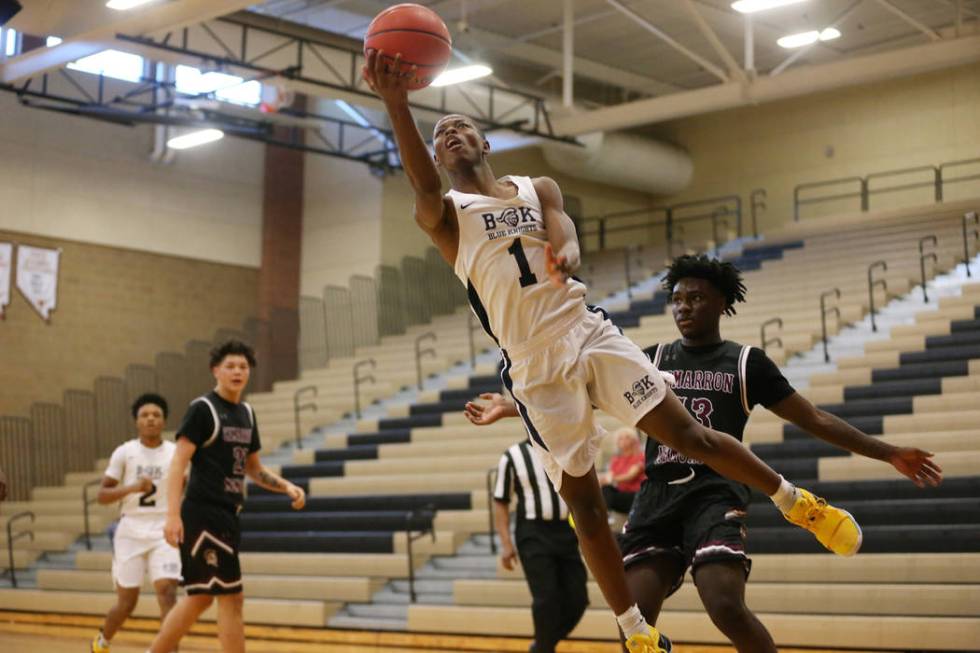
{"left": 448, "top": 175, "right": 586, "bottom": 351}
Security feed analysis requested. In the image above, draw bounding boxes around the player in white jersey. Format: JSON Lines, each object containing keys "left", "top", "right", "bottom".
{"left": 364, "top": 49, "right": 861, "bottom": 653}
{"left": 91, "top": 393, "right": 180, "bottom": 653}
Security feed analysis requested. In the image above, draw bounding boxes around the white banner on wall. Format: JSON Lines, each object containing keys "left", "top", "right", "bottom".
{"left": 16, "top": 245, "right": 61, "bottom": 321}
{"left": 0, "top": 243, "right": 11, "bottom": 318}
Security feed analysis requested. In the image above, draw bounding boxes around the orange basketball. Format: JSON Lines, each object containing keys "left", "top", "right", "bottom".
{"left": 364, "top": 3, "right": 452, "bottom": 90}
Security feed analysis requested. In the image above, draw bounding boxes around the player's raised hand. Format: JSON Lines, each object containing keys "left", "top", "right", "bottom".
{"left": 464, "top": 392, "right": 518, "bottom": 426}
{"left": 362, "top": 49, "right": 416, "bottom": 104}
{"left": 286, "top": 483, "right": 306, "bottom": 510}
{"left": 888, "top": 447, "right": 943, "bottom": 487}
{"left": 545, "top": 243, "right": 577, "bottom": 287}
{"left": 164, "top": 515, "right": 183, "bottom": 547}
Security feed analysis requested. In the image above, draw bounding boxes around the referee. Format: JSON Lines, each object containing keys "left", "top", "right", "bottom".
{"left": 494, "top": 438, "right": 589, "bottom": 653}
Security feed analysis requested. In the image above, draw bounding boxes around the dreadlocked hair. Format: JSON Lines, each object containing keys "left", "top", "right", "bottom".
{"left": 662, "top": 255, "right": 746, "bottom": 316}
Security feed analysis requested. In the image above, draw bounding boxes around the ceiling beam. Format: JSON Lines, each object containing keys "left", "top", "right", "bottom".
{"left": 1, "top": 0, "right": 257, "bottom": 84}
{"left": 679, "top": 0, "right": 746, "bottom": 82}
{"left": 550, "top": 33, "right": 980, "bottom": 135}
{"left": 604, "top": 0, "right": 729, "bottom": 82}
{"left": 455, "top": 25, "right": 680, "bottom": 96}
{"left": 872, "top": 0, "right": 943, "bottom": 41}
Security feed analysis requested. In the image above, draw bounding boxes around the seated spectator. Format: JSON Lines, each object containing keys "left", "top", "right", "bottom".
{"left": 600, "top": 429, "right": 645, "bottom": 515}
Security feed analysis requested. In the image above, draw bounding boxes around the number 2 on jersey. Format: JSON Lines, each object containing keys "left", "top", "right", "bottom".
{"left": 139, "top": 483, "right": 157, "bottom": 507}
{"left": 507, "top": 238, "right": 538, "bottom": 288}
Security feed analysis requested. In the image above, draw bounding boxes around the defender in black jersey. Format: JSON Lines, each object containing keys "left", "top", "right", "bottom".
{"left": 619, "top": 256, "right": 942, "bottom": 653}
{"left": 147, "top": 341, "right": 306, "bottom": 653}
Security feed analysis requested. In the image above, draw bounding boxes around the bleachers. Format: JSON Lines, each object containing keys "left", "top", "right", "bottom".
{"left": 3, "top": 201, "right": 979, "bottom": 649}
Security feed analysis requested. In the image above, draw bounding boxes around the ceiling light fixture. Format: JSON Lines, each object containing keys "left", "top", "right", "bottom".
{"left": 430, "top": 64, "right": 493, "bottom": 87}
{"left": 732, "top": 0, "right": 808, "bottom": 14}
{"left": 167, "top": 128, "right": 224, "bottom": 150}
{"left": 777, "top": 27, "right": 841, "bottom": 48}
{"left": 106, "top": 0, "right": 158, "bottom": 10}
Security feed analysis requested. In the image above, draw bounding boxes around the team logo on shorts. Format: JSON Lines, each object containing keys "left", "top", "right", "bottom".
{"left": 623, "top": 374, "right": 660, "bottom": 409}
{"left": 204, "top": 549, "right": 219, "bottom": 568}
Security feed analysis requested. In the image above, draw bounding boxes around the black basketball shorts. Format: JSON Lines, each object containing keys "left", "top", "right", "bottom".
{"left": 179, "top": 501, "right": 243, "bottom": 595}
{"left": 617, "top": 471, "right": 752, "bottom": 596}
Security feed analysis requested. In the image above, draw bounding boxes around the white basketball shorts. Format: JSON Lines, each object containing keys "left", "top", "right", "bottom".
{"left": 112, "top": 533, "right": 181, "bottom": 588}
{"left": 501, "top": 304, "right": 667, "bottom": 490}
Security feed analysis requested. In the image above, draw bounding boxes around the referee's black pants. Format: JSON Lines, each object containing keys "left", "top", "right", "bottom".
{"left": 515, "top": 519, "right": 589, "bottom": 653}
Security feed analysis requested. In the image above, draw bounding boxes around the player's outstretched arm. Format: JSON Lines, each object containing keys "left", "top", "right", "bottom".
{"left": 535, "top": 177, "right": 580, "bottom": 286}
{"left": 464, "top": 392, "right": 519, "bottom": 426}
{"left": 244, "top": 452, "right": 306, "bottom": 510}
{"left": 163, "top": 437, "right": 196, "bottom": 546}
{"left": 769, "top": 392, "right": 943, "bottom": 488}
{"left": 362, "top": 49, "right": 446, "bottom": 231}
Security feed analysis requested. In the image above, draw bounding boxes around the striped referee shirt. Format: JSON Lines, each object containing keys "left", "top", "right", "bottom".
{"left": 493, "top": 440, "right": 569, "bottom": 522}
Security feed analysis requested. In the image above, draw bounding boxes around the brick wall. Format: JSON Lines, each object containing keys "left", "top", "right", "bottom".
{"left": 0, "top": 229, "right": 258, "bottom": 418}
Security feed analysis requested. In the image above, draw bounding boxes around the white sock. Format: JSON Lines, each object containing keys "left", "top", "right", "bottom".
{"left": 616, "top": 604, "right": 649, "bottom": 639}
{"left": 770, "top": 475, "right": 800, "bottom": 513}
{"left": 96, "top": 631, "right": 108, "bottom": 646}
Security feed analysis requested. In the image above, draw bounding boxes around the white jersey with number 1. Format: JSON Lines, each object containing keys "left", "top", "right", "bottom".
{"left": 103, "top": 439, "right": 176, "bottom": 539}
{"left": 449, "top": 175, "right": 587, "bottom": 352}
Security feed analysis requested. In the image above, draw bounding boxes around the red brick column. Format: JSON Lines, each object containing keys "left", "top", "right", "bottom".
{"left": 254, "top": 107, "right": 305, "bottom": 391}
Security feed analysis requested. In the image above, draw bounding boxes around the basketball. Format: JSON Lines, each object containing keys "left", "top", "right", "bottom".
{"left": 364, "top": 3, "right": 452, "bottom": 90}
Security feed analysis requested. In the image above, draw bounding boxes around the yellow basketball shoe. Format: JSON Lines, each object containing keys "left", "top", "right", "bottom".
{"left": 625, "top": 626, "right": 672, "bottom": 653}
{"left": 783, "top": 488, "right": 862, "bottom": 556}
{"left": 91, "top": 631, "right": 110, "bottom": 653}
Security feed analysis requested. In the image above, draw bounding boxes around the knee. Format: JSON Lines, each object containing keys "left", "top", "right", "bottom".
{"left": 156, "top": 583, "right": 178, "bottom": 610}
{"left": 221, "top": 592, "right": 244, "bottom": 615}
{"left": 189, "top": 593, "right": 215, "bottom": 613}
{"left": 702, "top": 593, "right": 752, "bottom": 633}
{"left": 116, "top": 591, "right": 139, "bottom": 615}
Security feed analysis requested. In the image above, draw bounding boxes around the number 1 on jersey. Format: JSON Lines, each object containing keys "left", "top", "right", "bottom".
{"left": 507, "top": 238, "right": 539, "bottom": 288}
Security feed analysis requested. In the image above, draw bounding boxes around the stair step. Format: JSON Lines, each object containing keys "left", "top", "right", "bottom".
{"left": 345, "top": 602, "right": 409, "bottom": 620}
{"left": 328, "top": 614, "right": 408, "bottom": 631}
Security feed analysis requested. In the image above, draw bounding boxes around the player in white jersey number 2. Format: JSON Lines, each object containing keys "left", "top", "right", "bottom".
{"left": 365, "top": 50, "right": 863, "bottom": 653}
{"left": 92, "top": 393, "right": 180, "bottom": 653}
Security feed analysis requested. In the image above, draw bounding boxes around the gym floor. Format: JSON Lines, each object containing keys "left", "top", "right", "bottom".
{"left": 0, "top": 612, "right": 887, "bottom": 653}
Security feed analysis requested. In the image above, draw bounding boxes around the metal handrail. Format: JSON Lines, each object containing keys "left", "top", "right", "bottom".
{"left": 485, "top": 466, "right": 498, "bottom": 554}
{"left": 5, "top": 511, "right": 34, "bottom": 588}
{"left": 405, "top": 504, "right": 436, "bottom": 603}
{"left": 919, "top": 235, "right": 939, "bottom": 303}
{"left": 352, "top": 359, "right": 376, "bottom": 419}
{"left": 760, "top": 318, "right": 783, "bottom": 352}
{"left": 82, "top": 479, "right": 102, "bottom": 551}
{"left": 820, "top": 289, "right": 842, "bottom": 363}
{"left": 293, "top": 385, "right": 317, "bottom": 450}
{"left": 866, "top": 165, "right": 941, "bottom": 203}
{"left": 794, "top": 177, "right": 865, "bottom": 221}
{"left": 793, "top": 157, "right": 980, "bottom": 220}
{"left": 938, "top": 158, "right": 980, "bottom": 191}
{"left": 867, "top": 261, "right": 888, "bottom": 332}
{"left": 963, "top": 212, "right": 979, "bottom": 278}
{"left": 750, "top": 189, "right": 767, "bottom": 238}
{"left": 414, "top": 332, "right": 437, "bottom": 390}
{"left": 579, "top": 194, "right": 742, "bottom": 252}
